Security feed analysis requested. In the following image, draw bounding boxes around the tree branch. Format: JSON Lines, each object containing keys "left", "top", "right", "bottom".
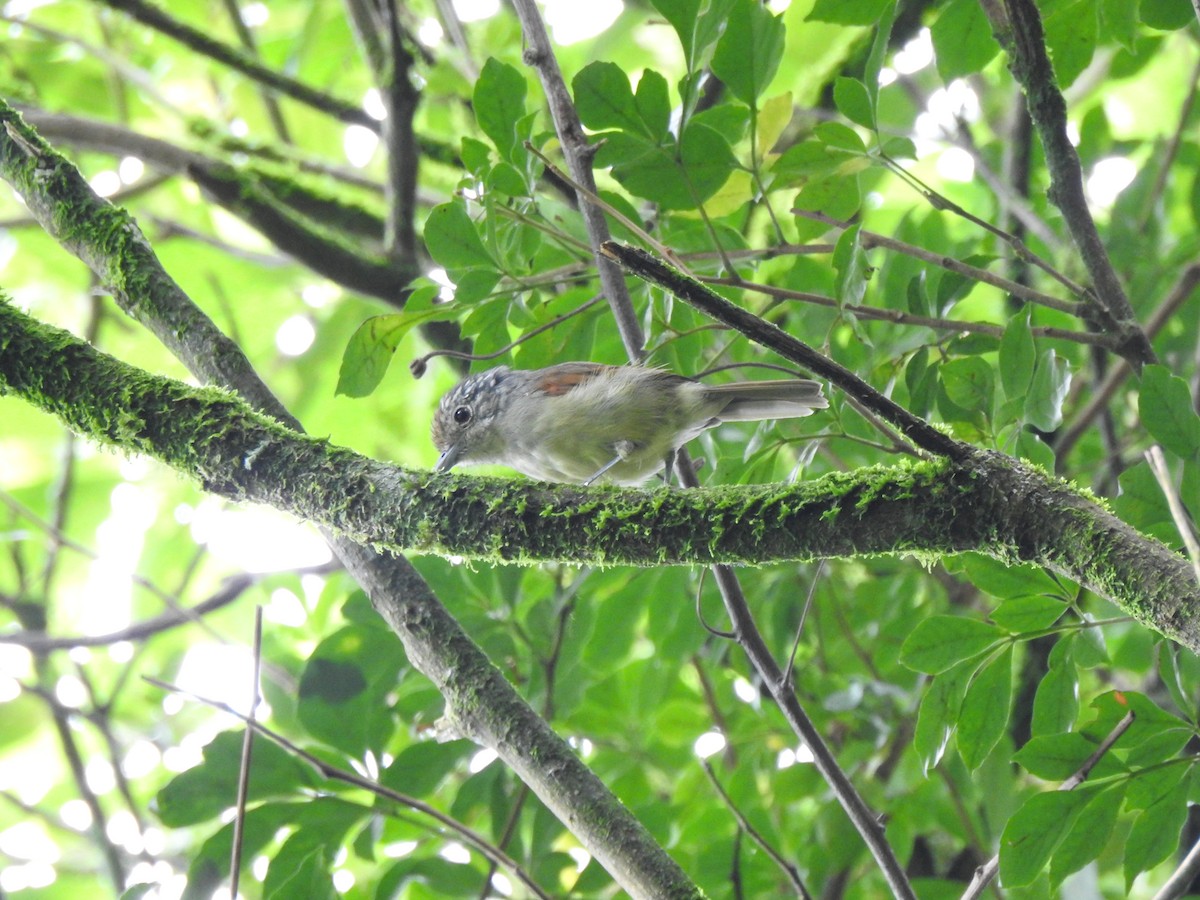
{"left": 0, "top": 99, "right": 702, "bottom": 899}
{"left": 3, "top": 298, "right": 1198, "bottom": 653}
{"left": 987, "top": 0, "right": 1156, "bottom": 368}
{"left": 601, "top": 241, "right": 969, "bottom": 460}
{"left": 88, "top": 0, "right": 380, "bottom": 132}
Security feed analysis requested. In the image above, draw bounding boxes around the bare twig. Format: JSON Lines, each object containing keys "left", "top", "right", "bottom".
{"left": 144, "top": 676, "right": 555, "bottom": 900}
{"left": 1056, "top": 261, "right": 1200, "bottom": 457}
{"left": 90, "top": 0, "right": 380, "bottom": 131}
{"left": 509, "top": 0, "right": 645, "bottom": 358}
{"left": 987, "top": 0, "right": 1156, "bottom": 368}
{"left": 701, "top": 760, "right": 813, "bottom": 898}
{"left": 1145, "top": 447, "right": 1200, "bottom": 585}
{"left": 602, "top": 241, "right": 969, "bottom": 460}
{"left": 229, "top": 606, "right": 263, "bottom": 898}
{"left": 796, "top": 210, "right": 1082, "bottom": 315}
{"left": 702, "top": 275, "right": 1109, "bottom": 347}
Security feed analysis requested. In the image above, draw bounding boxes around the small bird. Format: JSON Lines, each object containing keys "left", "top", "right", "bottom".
{"left": 431, "top": 362, "right": 827, "bottom": 486}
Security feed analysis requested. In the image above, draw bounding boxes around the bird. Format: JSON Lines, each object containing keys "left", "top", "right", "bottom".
{"left": 431, "top": 361, "right": 827, "bottom": 486}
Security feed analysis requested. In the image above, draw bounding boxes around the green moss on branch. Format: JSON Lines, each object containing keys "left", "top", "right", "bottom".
{"left": 2, "top": 296, "right": 1198, "bottom": 650}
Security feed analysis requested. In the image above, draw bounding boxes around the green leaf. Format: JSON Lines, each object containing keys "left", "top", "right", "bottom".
{"left": 863, "top": 1, "right": 898, "bottom": 110}
{"left": 1013, "top": 732, "right": 1125, "bottom": 780}
{"left": 1140, "top": 364, "right": 1200, "bottom": 459}
{"left": 424, "top": 202, "right": 497, "bottom": 272}
{"left": 901, "top": 615, "right": 1005, "bottom": 674}
{"left": 381, "top": 740, "right": 474, "bottom": 798}
{"left": 651, "top": 0, "right": 736, "bottom": 70}
{"left": 833, "top": 76, "right": 874, "bottom": 130}
{"left": 155, "top": 732, "right": 316, "bottom": 827}
{"left": 1043, "top": 0, "right": 1098, "bottom": 88}
{"left": 793, "top": 173, "right": 862, "bottom": 223}
{"left": 1158, "top": 644, "right": 1200, "bottom": 722}
{"left": 297, "top": 624, "right": 405, "bottom": 757}
{"left": 473, "top": 58, "right": 527, "bottom": 160}
{"left": 635, "top": 69, "right": 672, "bottom": 141}
{"left": 1017, "top": 430, "right": 1056, "bottom": 471}
{"left": 1026, "top": 349, "right": 1072, "bottom": 432}
{"left": 991, "top": 595, "right": 1067, "bottom": 633}
{"left": 1099, "top": 0, "right": 1139, "bottom": 50}
{"left": 999, "top": 790, "right": 1090, "bottom": 887}
{"left": 1125, "top": 790, "right": 1189, "bottom": 891}
{"left": 1125, "top": 755, "right": 1190, "bottom": 809}
{"left": 832, "top": 225, "right": 869, "bottom": 306}
{"left": 336, "top": 289, "right": 449, "bottom": 398}
{"left": 573, "top": 62, "right": 644, "bottom": 134}
{"left": 815, "top": 120, "right": 868, "bottom": 154}
{"left": 262, "top": 799, "right": 368, "bottom": 899}
{"left": 711, "top": 0, "right": 786, "bottom": 104}
{"left": 999, "top": 310, "right": 1035, "bottom": 401}
{"left": 1050, "top": 785, "right": 1125, "bottom": 886}
{"left": 608, "top": 123, "right": 737, "bottom": 208}
{"left": 957, "top": 645, "right": 1013, "bottom": 770}
{"left": 1083, "top": 690, "right": 1186, "bottom": 749}
{"left": 1032, "top": 658, "right": 1080, "bottom": 735}
{"left": 1112, "top": 461, "right": 1174, "bottom": 533}
{"left": 930, "top": 0, "right": 1000, "bottom": 81}
{"left": 679, "top": 121, "right": 741, "bottom": 202}
{"left": 379, "top": 857, "right": 492, "bottom": 897}
{"left": 1140, "top": 0, "right": 1195, "bottom": 29}
{"left": 941, "top": 356, "right": 994, "bottom": 416}
{"left": 913, "top": 658, "right": 975, "bottom": 773}
{"left": 959, "top": 553, "right": 1062, "bottom": 600}
{"left": 807, "top": 0, "right": 894, "bottom": 25}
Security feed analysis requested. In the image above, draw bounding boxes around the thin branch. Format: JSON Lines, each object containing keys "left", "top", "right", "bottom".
{"left": 601, "top": 241, "right": 969, "bottom": 460}
{"left": 144, "top": 677, "right": 555, "bottom": 900}
{"left": 217, "top": 0, "right": 291, "bottom": 142}
{"left": 875, "top": 156, "right": 1088, "bottom": 299}
{"left": 229, "top": 606, "right": 263, "bottom": 899}
{"left": 1146, "top": 447, "right": 1200, "bottom": 585}
{"left": 525, "top": 142, "right": 688, "bottom": 272}
{"left": 962, "top": 711, "right": 1135, "bottom": 900}
{"left": 380, "top": 3, "right": 420, "bottom": 268}
{"left": 1153, "top": 829, "right": 1200, "bottom": 900}
{"left": 0, "top": 574, "right": 254, "bottom": 651}
{"left": 701, "top": 760, "right": 813, "bottom": 899}
{"left": 1138, "top": 55, "right": 1200, "bottom": 234}
{"left": 0, "top": 489, "right": 231, "bottom": 646}
{"left": 782, "top": 561, "right": 824, "bottom": 686}
{"left": 704, "top": 564, "right": 917, "bottom": 900}
{"left": 989, "top": 0, "right": 1156, "bottom": 367}
{"left": 797, "top": 210, "right": 1082, "bottom": 315}
{"left": 88, "top": 0, "right": 381, "bottom": 131}
{"left": 509, "top": 0, "right": 645, "bottom": 358}
{"left": 702, "top": 275, "right": 1109, "bottom": 347}
{"left": 1056, "top": 261, "right": 1200, "bottom": 457}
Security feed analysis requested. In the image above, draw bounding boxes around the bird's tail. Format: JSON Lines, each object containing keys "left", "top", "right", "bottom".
{"left": 704, "top": 379, "right": 828, "bottom": 422}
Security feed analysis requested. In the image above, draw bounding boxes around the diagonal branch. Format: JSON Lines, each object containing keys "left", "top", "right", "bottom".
{"left": 87, "top": 0, "right": 380, "bottom": 131}
{"left": 0, "top": 100, "right": 702, "bottom": 899}
{"left": 601, "top": 241, "right": 969, "bottom": 460}
{"left": 985, "top": 0, "right": 1156, "bottom": 368}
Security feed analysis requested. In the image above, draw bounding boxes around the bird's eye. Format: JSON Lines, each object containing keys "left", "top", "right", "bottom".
{"left": 453, "top": 406, "right": 472, "bottom": 425}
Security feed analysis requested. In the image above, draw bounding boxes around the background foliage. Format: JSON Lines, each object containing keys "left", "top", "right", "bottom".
{"left": 2, "top": 0, "right": 1200, "bottom": 898}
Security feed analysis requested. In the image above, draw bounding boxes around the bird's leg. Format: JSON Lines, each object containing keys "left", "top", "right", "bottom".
{"left": 583, "top": 439, "right": 637, "bottom": 486}
{"left": 661, "top": 449, "right": 704, "bottom": 485}
{"left": 661, "top": 448, "right": 677, "bottom": 485}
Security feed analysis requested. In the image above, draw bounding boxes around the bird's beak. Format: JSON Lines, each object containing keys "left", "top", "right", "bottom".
{"left": 435, "top": 444, "right": 460, "bottom": 472}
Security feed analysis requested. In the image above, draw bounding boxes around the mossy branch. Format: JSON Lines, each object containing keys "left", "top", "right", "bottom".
{"left": 3, "top": 296, "right": 1197, "bottom": 651}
